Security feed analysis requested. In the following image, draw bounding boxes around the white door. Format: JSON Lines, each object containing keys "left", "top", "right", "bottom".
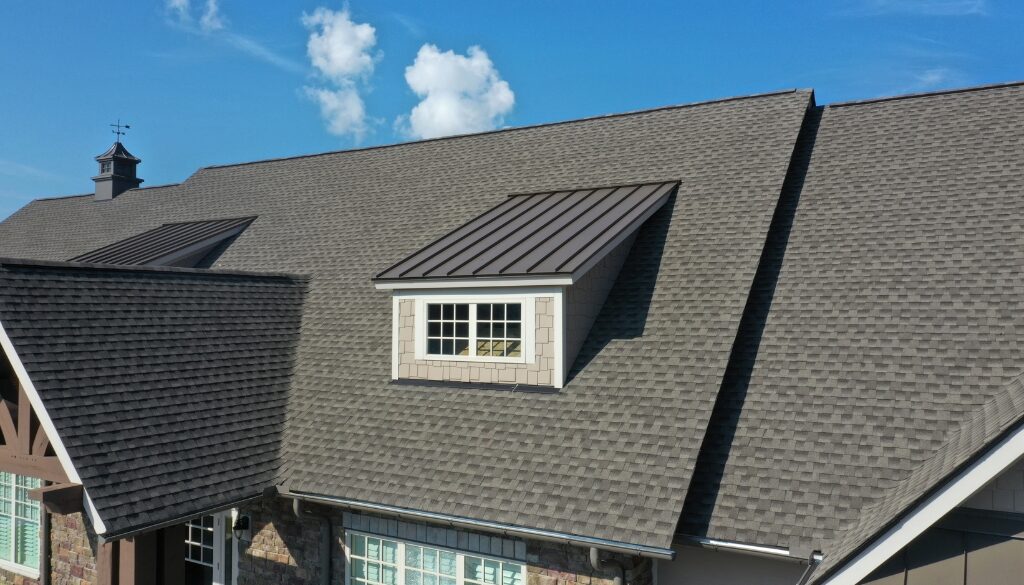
{"left": 185, "top": 512, "right": 229, "bottom": 585}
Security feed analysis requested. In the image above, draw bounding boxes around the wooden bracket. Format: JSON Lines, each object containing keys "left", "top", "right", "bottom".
{"left": 28, "top": 482, "right": 83, "bottom": 515}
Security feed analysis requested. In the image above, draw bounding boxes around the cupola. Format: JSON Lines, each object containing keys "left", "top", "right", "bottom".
{"left": 92, "top": 141, "right": 143, "bottom": 201}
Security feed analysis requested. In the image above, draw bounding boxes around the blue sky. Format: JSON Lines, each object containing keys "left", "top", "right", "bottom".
{"left": 0, "top": 0, "right": 1020, "bottom": 219}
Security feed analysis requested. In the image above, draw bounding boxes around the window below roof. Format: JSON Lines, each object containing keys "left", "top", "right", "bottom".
{"left": 346, "top": 531, "right": 525, "bottom": 585}
{"left": 0, "top": 473, "right": 41, "bottom": 579}
{"left": 425, "top": 302, "right": 523, "bottom": 359}
{"left": 393, "top": 291, "right": 558, "bottom": 387}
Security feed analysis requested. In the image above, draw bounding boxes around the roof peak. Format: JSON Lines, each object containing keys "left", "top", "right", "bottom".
{"left": 95, "top": 141, "right": 141, "bottom": 162}
{"left": 201, "top": 89, "right": 808, "bottom": 172}
{"left": 827, "top": 79, "right": 1024, "bottom": 109}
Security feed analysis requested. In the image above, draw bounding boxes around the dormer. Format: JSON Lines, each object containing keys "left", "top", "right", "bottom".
{"left": 375, "top": 181, "right": 678, "bottom": 389}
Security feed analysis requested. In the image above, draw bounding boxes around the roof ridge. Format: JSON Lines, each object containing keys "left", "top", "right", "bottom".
{"left": 827, "top": 79, "right": 1024, "bottom": 108}
{"left": 201, "top": 89, "right": 807, "bottom": 171}
{"left": 0, "top": 256, "right": 307, "bottom": 281}
{"left": 31, "top": 182, "right": 181, "bottom": 203}
{"left": 506, "top": 179, "right": 680, "bottom": 198}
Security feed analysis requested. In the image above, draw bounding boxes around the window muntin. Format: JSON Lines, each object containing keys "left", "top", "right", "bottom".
{"left": 425, "top": 302, "right": 523, "bottom": 360}
{"left": 476, "top": 303, "right": 521, "bottom": 358}
{"left": 185, "top": 515, "right": 215, "bottom": 567}
{"left": 99, "top": 161, "right": 112, "bottom": 174}
{"left": 347, "top": 532, "right": 523, "bottom": 585}
{"left": 427, "top": 304, "right": 470, "bottom": 356}
{"left": 0, "top": 473, "right": 41, "bottom": 571}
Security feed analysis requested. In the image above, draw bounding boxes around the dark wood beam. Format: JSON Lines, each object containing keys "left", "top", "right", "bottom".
{"left": 28, "top": 482, "right": 83, "bottom": 515}
{"left": 0, "top": 448, "right": 69, "bottom": 482}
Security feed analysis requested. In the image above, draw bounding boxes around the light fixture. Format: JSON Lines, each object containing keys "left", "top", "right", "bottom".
{"left": 232, "top": 515, "right": 251, "bottom": 540}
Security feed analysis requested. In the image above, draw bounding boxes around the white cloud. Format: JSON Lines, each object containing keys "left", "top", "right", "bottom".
{"left": 305, "top": 87, "right": 368, "bottom": 139}
{"left": 199, "top": 0, "right": 225, "bottom": 32}
{"left": 163, "top": 0, "right": 302, "bottom": 73}
{"left": 302, "top": 7, "right": 377, "bottom": 83}
{"left": 302, "top": 7, "right": 378, "bottom": 141}
{"left": 401, "top": 44, "right": 515, "bottom": 139}
{"left": 853, "top": 0, "right": 989, "bottom": 16}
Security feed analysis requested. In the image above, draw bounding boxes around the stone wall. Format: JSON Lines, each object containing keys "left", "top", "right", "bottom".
{"left": 397, "top": 297, "right": 557, "bottom": 386}
{"left": 237, "top": 498, "right": 346, "bottom": 585}
{"left": 0, "top": 510, "right": 97, "bottom": 585}
{"left": 962, "top": 456, "right": 1024, "bottom": 513}
{"left": 49, "top": 512, "right": 98, "bottom": 585}
{"left": 238, "top": 503, "right": 652, "bottom": 585}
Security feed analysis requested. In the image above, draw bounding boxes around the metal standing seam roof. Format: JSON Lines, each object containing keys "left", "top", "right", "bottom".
{"left": 374, "top": 181, "right": 678, "bottom": 282}
{"left": 70, "top": 216, "right": 255, "bottom": 265}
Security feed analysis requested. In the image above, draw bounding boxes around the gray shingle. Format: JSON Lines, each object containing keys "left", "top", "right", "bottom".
{"left": 680, "top": 82, "right": 1024, "bottom": 561}
{"left": 0, "top": 89, "right": 813, "bottom": 549}
{"left": 0, "top": 259, "right": 306, "bottom": 537}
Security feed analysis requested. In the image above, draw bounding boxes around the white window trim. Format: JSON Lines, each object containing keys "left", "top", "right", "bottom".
{"left": 344, "top": 530, "right": 526, "bottom": 585}
{"left": 413, "top": 297, "right": 536, "bottom": 365}
{"left": 391, "top": 288, "right": 565, "bottom": 388}
{"left": 0, "top": 473, "right": 41, "bottom": 580}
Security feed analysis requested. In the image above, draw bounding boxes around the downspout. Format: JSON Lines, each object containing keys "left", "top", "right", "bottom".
{"left": 40, "top": 481, "right": 51, "bottom": 585}
{"left": 294, "top": 499, "right": 332, "bottom": 585}
{"left": 796, "top": 554, "right": 822, "bottom": 585}
{"left": 590, "top": 547, "right": 638, "bottom": 585}
{"left": 40, "top": 507, "right": 51, "bottom": 585}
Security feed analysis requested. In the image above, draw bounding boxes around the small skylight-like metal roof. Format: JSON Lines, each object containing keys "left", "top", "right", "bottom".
{"left": 70, "top": 216, "right": 255, "bottom": 266}
{"left": 375, "top": 181, "right": 677, "bottom": 284}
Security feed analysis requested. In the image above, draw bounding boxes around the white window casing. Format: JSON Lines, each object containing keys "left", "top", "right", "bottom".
{"left": 345, "top": 530, "right": 526, "bottom": 585}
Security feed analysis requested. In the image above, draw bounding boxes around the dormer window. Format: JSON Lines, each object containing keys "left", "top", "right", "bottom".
{"left": 375, "top": 181, "right": 679, "bottom": 389}
{"left": 425, "top": 302, "right": 524, "bottom": 359}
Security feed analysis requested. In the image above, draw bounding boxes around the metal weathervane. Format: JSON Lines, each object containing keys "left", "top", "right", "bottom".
{"left": 110, "top": 119, "right": 131, "bottom": 141}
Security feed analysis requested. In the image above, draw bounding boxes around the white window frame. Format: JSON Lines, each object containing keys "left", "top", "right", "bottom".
{"left": 0, "top": 473, "right": 41, "bottom": 579}
{"left": 344, "top": 530, "right": 526, "bottom": 585}
{"left": 412, "top": 295, "right": 536, "bottom": 365}
{"left": 184, "top": 512, "right": 230, "bottom": 585}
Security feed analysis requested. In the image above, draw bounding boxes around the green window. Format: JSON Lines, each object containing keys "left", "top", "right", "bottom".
{"left": 0, "top": 473, "right": 41, "bottom": 571}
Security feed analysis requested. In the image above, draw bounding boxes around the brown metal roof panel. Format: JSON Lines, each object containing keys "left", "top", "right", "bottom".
{"left": 374, "top": 196, "right": 527, "bottom": 280}
{"left": 547, "top": 182, "right": 676, "bottom": 275}
{"left": 458, "top": 189, "right": 601, "bottom": 276}
{"left": 488, "top": 188, "right": 616, "bottom": 275}
{"left": 88, "top": 218, "right": 248, "bottom": 264}
{"left": 70, "top": 217, "right": 254, "bottom": 265}
{"left": 516, "top": 183, "right": 663, "bottom": 275}
{"left": 418, "top": 191, "right": 574, "bottom": 278}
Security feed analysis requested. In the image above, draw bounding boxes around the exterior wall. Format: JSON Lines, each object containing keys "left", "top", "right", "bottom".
{"left": 564, "top": 234, "right": 635, "bottom": 371}
{"left": 962, "top": 456, "right": 1024, "bottom": 513}
{"left": 0, "top": 511, "right": 98, "bottom": 585}
{"left": 657, "top": 546, "right": 806, "bottom": 585}
{"left": 49, "top": 512, "right": 98, "bottom": 585}
{"left": 397, "top": 297, "right": 556, "bottom": 386}
{"left": 237, "top": 502, "right": 652, "bottom": 585}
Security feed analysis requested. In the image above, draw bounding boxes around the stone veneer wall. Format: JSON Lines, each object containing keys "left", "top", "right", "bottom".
{"left": 0, "top": 510, "right": 98, "bottom": 585}
{"left": 397, "top": 297, "right": 556, "bottom": 386}
{"left": 237, "top": 502, "right": 653, "bottom": 585}
{"left": 962, "top": 456, "right": 1024, "bottom": 513}
{"left": 564, "top": 234, "right": 636, "bottom": 372}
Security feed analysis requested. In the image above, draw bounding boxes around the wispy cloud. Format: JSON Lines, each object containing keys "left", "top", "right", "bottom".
{"left": 391, "top": 13, "right": 423, "bottom": 37}
{"left": 397, "top": 45, "right": 515, "bottom": 140}
{"left": 0, "top": 160, "right": 59, "bottom": 182}
{"left": 163, "top": 0, "right": 303, "bottom": 73}
{"left": 302, "top": 7, "right": 379, "bottom": 141}
{"left": 846, "top": 0, "right": 989, "bottom": 16}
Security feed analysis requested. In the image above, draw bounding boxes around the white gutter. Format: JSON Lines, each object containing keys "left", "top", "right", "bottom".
{"left": 679, "top": 535, "right": 823, "bottom": 564}
{"left": 284, "top": 490, "right": 676, "bottom": 560}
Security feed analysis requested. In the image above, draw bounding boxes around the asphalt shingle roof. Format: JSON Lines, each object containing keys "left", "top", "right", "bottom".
{"left": 0, "top": 89, "right": 813, "bottom": 548}
{"left": 0, "top": 260, "right": 306, "bottom": 537}
{"left": 680, "top": 82, "right": 1024, "bottom": 562}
